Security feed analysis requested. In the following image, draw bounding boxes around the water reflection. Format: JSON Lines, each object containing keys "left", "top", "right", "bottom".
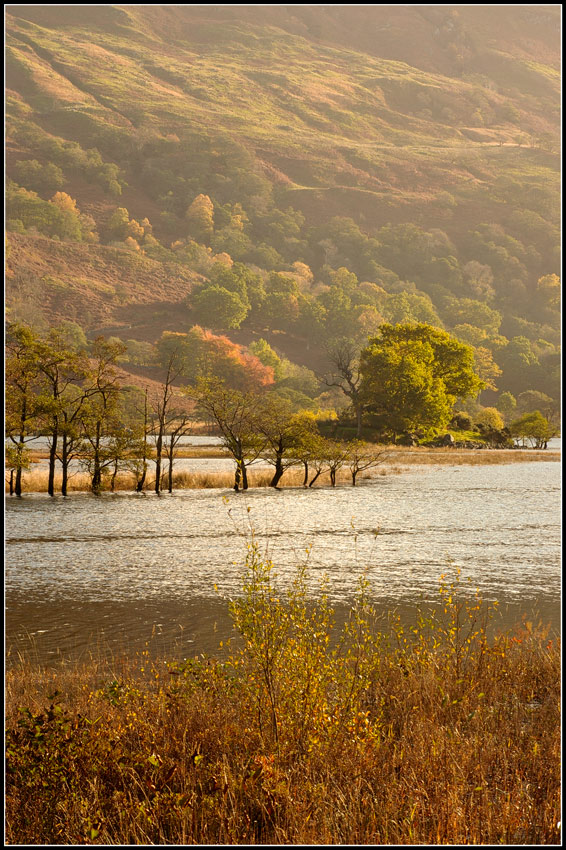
{"left": 5, "top": 462, "right": 561, "bottom": 665}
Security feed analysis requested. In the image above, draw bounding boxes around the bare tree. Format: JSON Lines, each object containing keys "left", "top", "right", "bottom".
{"left": 150, "top": 349, "right": 187, "bottom": 494}
{"left": 345, "top": 440, "right": 389, "bottom": 486}
{"left": 5, "top": 323, "right": 44, "bottom": 496}
{"left": 79, "top": 338, "right": 126, "bottom": 493}
{"left": 188, "top": 378, "right": 265, "bottom": 491}
{"left": 164, "top": 413, "right": 193, "bottom": 493}
{"left": 322, "top": 338, "right": 365, "bottom": 437}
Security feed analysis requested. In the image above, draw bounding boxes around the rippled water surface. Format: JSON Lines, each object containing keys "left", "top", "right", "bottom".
{"left": 5, "top": 461, "right": 561, "bottom": 664}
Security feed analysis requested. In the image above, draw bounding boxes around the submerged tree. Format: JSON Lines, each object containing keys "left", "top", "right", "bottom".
{"left": 255, "top": 397, "right": 313, "bottom": 488}
{"left": 58, "top": 382, "right": 94, "bottom": 496}
{"left": 288, "top": 412, "right": 323, "bottom": 487}
{"left": 5, "top": 323, "right": 44, "bottom": 496}
{"left": 36, "top": 328, "right": 92, "bottom": 496}
{"left": 163, "top": 413, "right": 193, "bottom": 493}
{"left": 345, "top": 441, "right": 389, "bottom": 486}
{"left": 188, "top": 378, "right": 266, "bottom": 491}
{"left": 79, "top": 337, "right": 126, "bottom": 493}
{"left": 150, "top": 347, "right": 188, "bottom": 495}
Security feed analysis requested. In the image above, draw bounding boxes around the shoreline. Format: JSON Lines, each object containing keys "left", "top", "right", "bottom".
{"left": 7, "top": 447, "right": 561, "bottom": 495}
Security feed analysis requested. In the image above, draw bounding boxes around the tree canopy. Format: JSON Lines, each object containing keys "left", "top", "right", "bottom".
{"left": 359, "top": 323, "right": 484, "bottom": 440}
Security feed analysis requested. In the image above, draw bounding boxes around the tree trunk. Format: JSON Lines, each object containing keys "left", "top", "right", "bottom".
{"left": 168, "top": 450, "right": 174, "bottom": 493}
{"left": 48, "top": 424, "right": 58, "bottom": 497}
{"left": 15, "top": 434, "right": 25, "bottom": 496}
{"left": 136, "top": 390, "right": 148, "bottom": 492}
{"left": 234, "top": 461, "right": 241, "bottom": 492}
{"left": 136, "top": 466, "right": 146, "bottom": 492}
{"left": 61, "top": 433, "right": 69, "bottom": 496}
{"left": 309, "top": 470, "right": 322, "bottom": 487}
{"left": 155, "top": 426, "right": 163, "bottom": 494}
{"left": 330, "top": 468, "right": 336, "bottom": 487}
{"left": 9, "top": 470, "right": 14, "bottom": 496}
{"left": 302, "top": 461, "right": 309, "bottom": 487}
{"left": 15, "top": 406, "right": 27, "bottom": 497}
{"left": 351, "top": 469, "right": 357, "bottom": 486}
{"left": 241, "top": 462, "right": 249, "bottom": 491}
{"left": 110, "top": 458, "right": 118, "bottom": 492}
{"left": 92, "top": 421, "right": 102, "bottom": 493}
{"left": 270, "top": 455, "right": 284, "bottom": 488}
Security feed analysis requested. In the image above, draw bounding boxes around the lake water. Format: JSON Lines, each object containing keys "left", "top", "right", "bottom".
{"left": 5, "top": 461, "right": 561, "bottom": 666}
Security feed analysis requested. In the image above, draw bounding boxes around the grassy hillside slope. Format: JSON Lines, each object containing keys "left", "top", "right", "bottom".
{"left": 5, "top": 4, "right": 560, "bottom": 406}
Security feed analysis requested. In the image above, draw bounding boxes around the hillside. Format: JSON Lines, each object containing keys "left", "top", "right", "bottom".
{"left": 5, "top": 4, "right": 561, "bottom": 410}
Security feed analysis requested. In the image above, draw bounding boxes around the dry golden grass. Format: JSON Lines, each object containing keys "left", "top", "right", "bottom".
{"left": 7, "top": 447, "right": 559, "bottom": 495}
{"left": 5, "top": 568, "right": 561, "bottom": 846}
{"left": 7, "top": 462, "right": 385, "bottom": 494}
{"left": 384, "top": 447, "right": 560, "bottom": 466}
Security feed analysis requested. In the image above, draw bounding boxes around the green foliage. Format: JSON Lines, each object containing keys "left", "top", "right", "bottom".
{"left": 496, "top": 336, "right": 541, "bottom": 396}
{"left": 382, "top": 291, "right": 443, "bottom": 327}
{"left": 258, "top": 291, "right": 300, "bottom": 331}
{"left": 6, "top": 184, "right": 92, "bottom": 241}
{"left": 360, "top": 323, "right": 484, "bottom": 440}
{"left": 210, "top": 226, "right": 252, "bottom": 260}
{"left": 56, "top": 320, "right": 88, "bottom": 352}
{"left": 208, "top": 261, "right": 264, "bottom": 312}
{"left": 495, "top": 391, "right": 517, "bottom": 422}
{"left": 509, "top": 410, "right": 557, "bottom": 448}
{"left": 5, "top": 694, "right": 109, "bottom": 843}
{"left": 192, "top": 284, "right": 249, "bottom": 330}
{"left": 535, "top": 273, "right": 560, "bottom": 312}
{"left": 516, "top": 390, "right": 553, "bottom": 417}
{"left": 13, "top": 159, "right": 65, "bottom": 195}
{"left": 122, "top": 339, "right": 157, "bottom": 367}
{"left": 449, "top": 411, "right": 472, "bottom": 431}
{"left": 443, "top": 297, "right": 502, "bottom": 335}
{"left": 474, "top": 407, "right": 504, "bottom": 432}
{"left": 104, "top": 207, "right": 131, "bottom": 241}
{"left": 186, "top": 194, "right": 214, "bottom": 244}
{"left": 249, "top": 338, "right": 281, "bottom": 373}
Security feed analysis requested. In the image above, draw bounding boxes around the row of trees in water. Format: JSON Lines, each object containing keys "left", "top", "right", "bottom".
{"left": 6, "top": 322, "right": 390, "bottom": 496}
{"left": 9, "top": 319, "right": 554, "bottom": 497}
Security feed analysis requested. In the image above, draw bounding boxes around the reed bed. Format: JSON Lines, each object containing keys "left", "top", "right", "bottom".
{"left": 5, "top": 561, "right": 561, "bottom": 846}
